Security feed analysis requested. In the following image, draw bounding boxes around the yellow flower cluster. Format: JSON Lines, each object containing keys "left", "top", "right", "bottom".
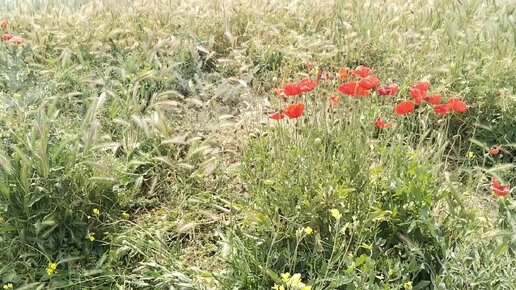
{"left": 330, "top": 208, "right": 342, "bottom": 220}
{"left": 403, "top": 281, "right": 413, "bottom": 290}
{"left": 2, "top": 283, "right": 13, "bottom": 290}
{"left": 93, "top": 208, "right": 100, "bottom": 216}
{"left": 46, "top": 262, "right": 57, "bottom": 276}
{"left": 272, "top": 272, "right": 311, "bottom": 290}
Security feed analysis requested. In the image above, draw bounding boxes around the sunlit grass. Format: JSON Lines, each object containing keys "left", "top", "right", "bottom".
{"left": 0, "top": 0, "right": 515, "bottom": 289}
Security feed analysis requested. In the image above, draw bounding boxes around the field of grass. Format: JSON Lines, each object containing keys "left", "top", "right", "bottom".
{"left": 0, "top": 0, "right": 515, "bottom": 289}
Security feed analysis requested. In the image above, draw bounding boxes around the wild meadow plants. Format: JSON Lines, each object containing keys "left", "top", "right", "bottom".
{"left": 0, "top": 0, "right": 515, "bottom": 289}
{"left": 223, "top": 65, "right": 510, "bottom": 289}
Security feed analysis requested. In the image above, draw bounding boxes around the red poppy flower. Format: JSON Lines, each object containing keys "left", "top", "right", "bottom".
{"left": 433, "top": 104, "right": 450, "bottom": 116}
{"left": 491, "top": 176, "right": 510, "bottom": 197}
{"left": 414, "top": 81, "right": 430, "bottom": 92}
{"left": 352, "top": 65, "right": 374, "bottom": 78}
{"left": 354, "top": 86, "right": 370, "bottom": 96}
{"left": 358, "top": 75, "right": 380, "bottom": 90}
{"left": 9, "top": 36, "right": 23, "bottom": 45}
{"left": 2, "top": 33, "right": 12, "bottom": 41}
{"left": 409, "top": 87, "right": 427, "bottom": 105}
{"left": 337, "top": 81, "right": 358, "bottom": 95}
{"left": 377, "top": 84, "right": 399, "bottom": 96}
{"left": 298, "top": 78, "right": 317, "bottom": 93}
{"left": 489, "top": 145, "right": 502, "bottom": 155}
{"left": 374, "top": 118, "right": 393, "bottom": 129}
{"left": 337, "top": 81, "right": 370, "bottom": 96}
{"left": 425, "top": 94, "right": 442, "bottom": 105}
{"left": 283, "top": 83, "right": 303, "bottom": 97}
{"left": 395, "top": 101, "right": 415, "bottom": 115}
{"left": 328, "top": 95, "right": 342, "bottom": 106}
{"left": 1, "top": 20, "right": 7, "bottom": 30}
{"left": 338, "top": 67, "right": 351, "bottom": 79}
{"left": 268, "top": 112, "right": 284, "bottom": 120}
{"left": 447, "top": 97, "right": 468, "bottom": 113}
{"left": 409, "top": 82, "right": 430, "bottom": 105}
{"left": 283, "top": 102, "right": 305, "bottom": 119}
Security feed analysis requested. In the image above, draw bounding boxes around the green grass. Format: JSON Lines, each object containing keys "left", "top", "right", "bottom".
{"left": 0, "top": 0, "right": 515, "bottom": 289}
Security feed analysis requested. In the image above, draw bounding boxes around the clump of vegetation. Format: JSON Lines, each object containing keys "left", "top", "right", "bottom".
{"left": 0, "top": 0, "right": 514, "bottom": 289}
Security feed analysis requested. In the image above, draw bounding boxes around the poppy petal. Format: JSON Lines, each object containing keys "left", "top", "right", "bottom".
{"left": 434, "top": 104, "right": 450, "bottom": 116}
{"left": 409, "top": 87, "right": 426, "bottom": 104}
{"left": 283, "top": 83, "right": 303, "bottom": 97}
{"left": 375, "top": 118, "right": 393, "bottom": 129}
{"left": 425, "top": 94, "right": 442, "bottom": 105}
{"left": 414, "top": 81, "right": 430, "bottom": 92}
{"left": 9, "top": 36, "right": 23, "bottom": 45}
{"left": 337, "top": 81, "right": 371, "bottom": 96}
{"left": 395, "top": 101, "right": 415, "bottom": 115}
{"left": 268, "top": 112, "right": 284, "bottom": 120}
{"left": 447, "top": 97, "right": 468, "bottom": 112}
{"left": 489, "top": 145, "right": 502, "bottom": 155}
{"left": 491, "top": 176, "right": 510, "bottom": 197}
{"left": 298, "top": 78, "right": 317, "bottom": 92}
{"left": 358, "top": 75, "right": 380, "bottom": 90}
{"left": 283, "top": 102, "right": 305, "bottom": 119}
{"left": 352, "top": 65, "right": 374, "bottom": 78}
{"left": 2, "top": 33, "right": 12, "bottom": 41}
{"left": 377, "top": 84, "right": 399, "bottom": 96}
{"left": 337, "top": 81, "right": 358, "bottom": 95}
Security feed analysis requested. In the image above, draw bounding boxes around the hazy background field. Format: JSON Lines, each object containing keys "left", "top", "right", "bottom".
{"left": 0, "top": 0, "right": 515, "bottom": 289}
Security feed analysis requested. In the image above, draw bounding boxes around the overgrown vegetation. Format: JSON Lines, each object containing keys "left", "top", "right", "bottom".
{"left": 0, "top": 0, "right": 515, "bottom": 289}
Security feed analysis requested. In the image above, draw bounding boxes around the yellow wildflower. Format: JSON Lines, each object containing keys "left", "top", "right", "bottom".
{"left": 272, "top": 284, "right": 285, "bottom": 290}
{"left": 330, "top": 209, "right": 342, "bottom": 220}
{"left": 13, "top": 93, "right": 21, "bottom": 98}
{"left": 46, "top": 262, "right": 57, "bottom": 276}
{"left": 403, "top": 281, "right": 413, "bottom": 290}
{"left": 304, "top": 226, "right": 313, "bottom": 235}
{"left": 121, "top": 211, "right": 129, "bottom": 219}
{"left": 466, "top": 151, "right": 476, "bottom": 159}
{"left": 301, "top": 285, "right": 312, "bottom": 290}
{"left": 289, "top": 273, "right": 302, "bottom": 286}
{"left": 3, "top": 283, "right": 13, "bottom": 290}
{"left": 281, "top": 272, "right": 290, "bottom": 283}
{"left": 88, "top": 232, "right": 95, "bottom": 241}
{"left": 93, "top": 208, "right": 100, "bottom": 216}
